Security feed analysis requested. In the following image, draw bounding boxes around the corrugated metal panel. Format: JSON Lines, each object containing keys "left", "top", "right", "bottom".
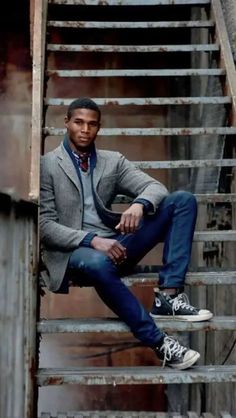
{"left": 37, "top": 365, "right": 236, "bottom": 386}
{"left": 0, "top": 193, "right": 38, "bottom": 418}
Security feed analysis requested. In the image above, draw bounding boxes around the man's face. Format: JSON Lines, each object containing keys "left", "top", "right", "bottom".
{"left": 64, "top": 107, "right": 100, "bottom": 152}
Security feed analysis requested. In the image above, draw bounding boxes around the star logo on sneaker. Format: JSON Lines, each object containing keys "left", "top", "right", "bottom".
{"left": 155, "top": 297, "right": 162, "bottom": 307}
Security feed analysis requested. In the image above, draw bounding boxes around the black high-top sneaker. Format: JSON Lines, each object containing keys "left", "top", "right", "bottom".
{"left": 155, "top": 334, "right": 200, "bottom": 369}
{"left": 150, "top": 288, "right": 213, "bottom": 322}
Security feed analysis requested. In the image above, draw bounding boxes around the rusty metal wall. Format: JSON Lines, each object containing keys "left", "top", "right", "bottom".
{"left": 0, "top": 193, "right": 38, "bottom": 418}
{"left": 0, "top": 0, "right": 32, "bottom": 200}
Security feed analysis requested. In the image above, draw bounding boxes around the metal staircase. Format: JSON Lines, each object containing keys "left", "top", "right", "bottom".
{"left": 32, "top": 0, "right": 236, "bottom": 416}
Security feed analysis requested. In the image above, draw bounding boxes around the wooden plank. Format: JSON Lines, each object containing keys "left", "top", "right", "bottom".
{"left": 43, "top": 127, "right": 236, "bottom": 136}
{"left": 135, "top": 160, "right": 236, "bottom": 169}
{"left": 39, "top": 413, "right": 185, "bottom": 418}
{"left": 37, "top": 365, "right": 236, "bottom": 386}
{"left": 46, "top": 69, "right": 225, "bottom": 77}
{"left": 48, "top": 0, "right": 211, "bottom": 5}
{"left": 39, "top": 270, "right": 236, "bottom": 288}
{"left": 45, "top": 97, "right": 232, "bottom": 106}
{"left": 47, "top": 20, "right": 214, "bottom": 29}
{"left": 37, "top": 316, "right": 236, "bottom": 334}
{"left": 114, "top": 193, "right": 236, "bottom": 204}
{"left": 47, "top": 44, "right": 219, "bottom": 53}
{"left": 194, "top": 230, "right": 236, "bottom": 241}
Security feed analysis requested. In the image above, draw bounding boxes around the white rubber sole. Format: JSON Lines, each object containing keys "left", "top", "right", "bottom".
{"left": 150, "top": 311, "right": 213, "bottom": 322}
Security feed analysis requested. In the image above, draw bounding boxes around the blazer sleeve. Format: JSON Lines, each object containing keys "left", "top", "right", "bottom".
{"left": 40, "top": 157, "right": 88, "bottom": 250}
{"left": 116, "top": 154, "right": 169, "bottom": 212}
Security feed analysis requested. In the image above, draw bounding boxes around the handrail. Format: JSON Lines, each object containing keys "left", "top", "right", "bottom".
{"left": 211, "top": 0, "right": 236, "bottom": 125}
{"left": 29, "top": 0, "right": 47, "bottom": 202}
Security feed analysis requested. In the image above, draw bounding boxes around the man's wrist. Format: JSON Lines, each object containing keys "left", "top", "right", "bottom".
{"left": 80, "top": 233, "right": 97, "bottom": 247}
{"left": 132, "top": 198, "right": 153, "bottom": 214}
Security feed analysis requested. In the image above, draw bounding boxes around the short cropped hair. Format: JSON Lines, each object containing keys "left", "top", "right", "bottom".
{"left": 67, "top": 98, "right": 101, "bottom": 122}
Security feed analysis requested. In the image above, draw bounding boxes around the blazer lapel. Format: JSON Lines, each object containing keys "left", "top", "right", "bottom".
{"left": 92, "top": 151, "right": 106, "bottom": 190}
{"left": 57, "top": 144, "right": 82, "bottom": 194}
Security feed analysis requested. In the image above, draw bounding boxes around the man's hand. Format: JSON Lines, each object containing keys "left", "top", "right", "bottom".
{"left": 91, "top": 236, "right": 127, "bottom": 264}
{"left": 115, "top": 203, "right": 144, "bottom": 234}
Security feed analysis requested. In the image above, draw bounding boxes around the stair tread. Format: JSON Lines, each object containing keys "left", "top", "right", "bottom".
{"left": 115, "top": 193, "right": 236, "bottom": 203}
{"left": 47, "top": 20, "right": 214, "bottom": 28}
{"left": 44, "top": 127, "right": 236, "bottom": 136}
{"left": 37, "top": 316, "right": 236, "bottom": 333}
{"left": 47, "top": 44, "right": 219, "bottom": 52}
{"left": 46, "top": 97, "right": 232, "bottom": 106}
{"left": 47, "top": 69, "right": 225, "bottom": 77}
{"left": 39, "top": 412, "right": 231, "bottom": 418}
{"left": 37, "top": 365, "right": 236, "bottom": 386}
{"left": 48, "top": 0, "right": 211, "bottom": 5}
{"left": 40, "top": 270, "right": 236, "bottom": 288}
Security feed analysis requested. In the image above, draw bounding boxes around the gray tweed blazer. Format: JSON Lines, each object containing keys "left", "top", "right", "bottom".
{"left": 40, "top": 143, "right": 169, "bottom": 291}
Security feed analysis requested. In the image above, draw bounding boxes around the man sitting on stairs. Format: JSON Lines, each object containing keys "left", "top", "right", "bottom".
{"left": 40, "top": 97, "right": 213, "bottom": 370}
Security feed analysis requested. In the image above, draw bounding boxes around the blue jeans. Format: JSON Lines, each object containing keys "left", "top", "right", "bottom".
{"left": 66, "top": 191, "right": 197, "bottom": 347}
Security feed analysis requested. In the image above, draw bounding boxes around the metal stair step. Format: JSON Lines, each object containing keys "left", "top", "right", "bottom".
{"left": 44, "top": 127, "right": 236, "bottom": 137}
{"left": 40, "top": 270, "right": 236, "bottom": 288}
{"left": 39, "top": 411, "right": 233, "bottom": 418}
{"left": 47, "top": 44, "right": 219, "bottom": 53}
{"left": 45, "top": 97, "right": 232, "bottom": 106}
{"left": 46, "top": 69, "right": 225, "bottom": 78}
{"left": 48, "top": 0, "right": 211, "bottom": 5}
{"left": 121, "top": 270, "right": 236, "bottom": 286}
{"left": 47, "top": 20, "right": 214, "bottom": 29}
{"left": 37, "top": 151, "right": 236, "bottom": 169}
{"left": 37, "top": 365, "right": 236, "bottom": 386}
{"left": 37, "top": 316, "right": 236, "bottom": 334}
{"left": 134, "top": 160, "right": 236, "bottom": 169}
{"left": 114, "top": 193, "right": 236, "bottom": 204}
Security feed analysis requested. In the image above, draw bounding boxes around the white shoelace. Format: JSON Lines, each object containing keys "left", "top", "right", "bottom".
{"left": 170, "top": 293, "right": 195, "bottom": 316}
{"left": 159, "top": 336, "right": 187, "bottom": 367}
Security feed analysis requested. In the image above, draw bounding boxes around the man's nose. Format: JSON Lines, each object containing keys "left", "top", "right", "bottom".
{"left": 81, "top": 123, "right": 89, "bottom": 132}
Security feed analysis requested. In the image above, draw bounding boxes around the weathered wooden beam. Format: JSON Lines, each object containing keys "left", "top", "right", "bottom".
{"left": 43, "top": 127, "right": 236, "bottom": 136}
{"left": 114, "top": 193, "right": 236, "bottom": 204}
{"left": 47, "top": 69, "right": 225, "bottom": 77}
{"left": 45, "top": 97, "right": 232, "bottom": 106}
{"left": 37, "top": 316, "right": 236, "bottom": 334}
{"left": 47, "top": 44, "right": 219, "bottom": 53}
{"left": 48, "top": 0, "right": 211, "bottom": 5}
{"left": 47, "top": 20, "right": 214, "bottom": 28}
{"left": 37, "top": 365, "right": 236, "bottom": 386}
